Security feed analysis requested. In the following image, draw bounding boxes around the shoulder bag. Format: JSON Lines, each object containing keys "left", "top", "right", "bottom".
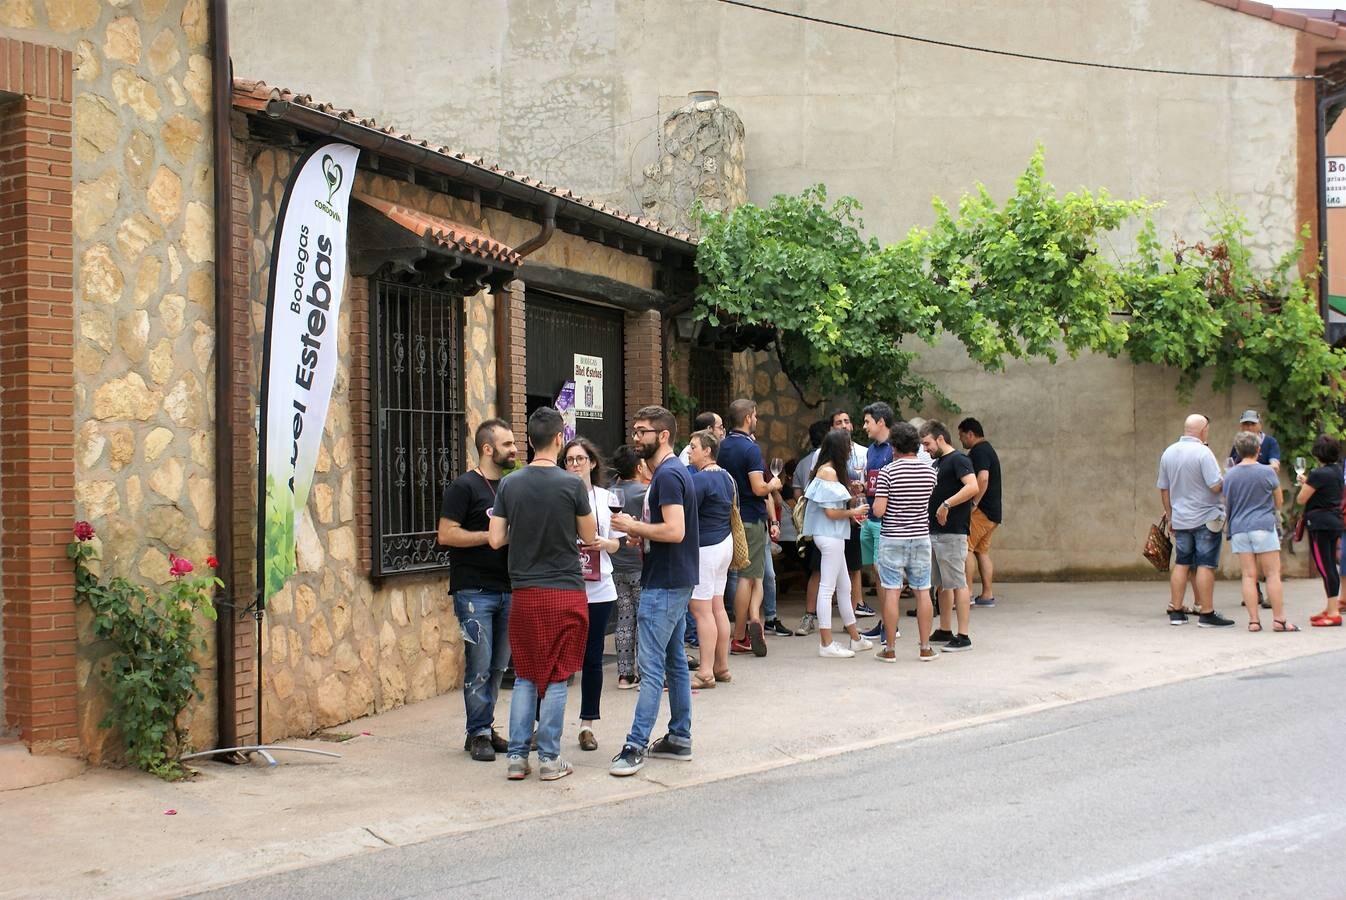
{"left": 726, "top": 472, "right": 751, "bottom": 571}
{"left": 1142, "top": 513, "right": 1172, "bottom": 572}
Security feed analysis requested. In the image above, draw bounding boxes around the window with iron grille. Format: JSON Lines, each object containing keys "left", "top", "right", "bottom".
{"left": 687, "top": 346, "right": 732, "bottom": 419}
{"left": 370, "top": 279, "right": 466, "bottom": 576}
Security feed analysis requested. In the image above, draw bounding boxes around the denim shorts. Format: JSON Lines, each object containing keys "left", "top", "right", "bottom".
{"left": 1173, "top": 527, "right": 1222, "bottom": 569}
{"left": 1230, "top": 529, "right": 1278, "bottom": 555}
{"left": 876, "top": 536, "right": 932, "bottom": 590}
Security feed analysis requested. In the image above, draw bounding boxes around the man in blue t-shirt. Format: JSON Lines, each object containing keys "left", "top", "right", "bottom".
{"left": 610, "top": 405, "right": 699, "bottom": 777}
{"left": 1227, "top": 410, "right": 1281, "bottom": 474}
{"left": 857, "top": 402, "right": 895, "bottom": 638}
{"left": 717, "top": 399, "right": 783, "bottom": 657}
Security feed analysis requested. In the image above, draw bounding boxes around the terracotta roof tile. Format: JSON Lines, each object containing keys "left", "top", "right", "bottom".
{"left": 1197, "top": 0, "right": 1346, "bottom": 44}
{"left": 233, "top": 78, "right": 695, "bottom": 246}
{"left": 353, "top": 191, "right": 522, "bottom": 266}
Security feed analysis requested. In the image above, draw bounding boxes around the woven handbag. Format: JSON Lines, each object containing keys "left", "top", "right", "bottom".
{"left": 727, "top": 473, "right": 751, "bottom": 570}
{"left": 1143, "top": 513, "right": 1173, "bottom": 572}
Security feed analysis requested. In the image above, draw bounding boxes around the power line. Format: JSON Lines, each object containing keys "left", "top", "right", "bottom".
{"left": 715, "top": 0, "right": 1320, "bottom": 82}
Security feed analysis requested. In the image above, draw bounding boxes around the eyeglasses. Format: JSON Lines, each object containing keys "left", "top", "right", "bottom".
{"left": 631, "top": 427, "right": 659, "bottom": 438}
{"left": 563, "top": 456, "right": 590, "bottom": 466}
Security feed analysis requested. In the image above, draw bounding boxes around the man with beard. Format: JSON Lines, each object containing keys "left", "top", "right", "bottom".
{"left": 919, "top": 420, "right": 980, "bottom": 652}
{"left": 610, "top": 406, "right": 700, "bottom": 776}
{"left": 437, "top": 418, "right": 517, "bottom": 762}
{"left": 488, "top": 407, "right": 596, "bottom": 782}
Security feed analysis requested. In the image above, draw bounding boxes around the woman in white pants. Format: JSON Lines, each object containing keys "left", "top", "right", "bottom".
{"left": 803, "top": 429, "right": 874, "bottom": 658}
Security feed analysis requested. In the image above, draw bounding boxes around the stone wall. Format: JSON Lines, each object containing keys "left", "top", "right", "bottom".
{"left": 247, "top": 147, "right": 657, "bottom": 738}
{"left": 0, "top": 0, "right": 220, "bottom": 761}
{"left": 641, "top": 93, "right": 747, "bottom": 238}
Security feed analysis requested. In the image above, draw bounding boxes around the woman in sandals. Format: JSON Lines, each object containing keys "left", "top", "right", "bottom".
{"left": 563, "top": 437, "right": 624, "bottom": 751}
{"left": 804, "top": 429, "right": 874, "bottom": 658}
{"left": 608, "top": 445, "right": 648, "bottom": 690}
{"left": 1296, "top": 435, "right": 1345, "bottom": 627}
{"left": 686, "top": 429, "right": 735, "bottom": 688}
{"left": 1224, "top": 430, "right": 1296, "bottom": 632}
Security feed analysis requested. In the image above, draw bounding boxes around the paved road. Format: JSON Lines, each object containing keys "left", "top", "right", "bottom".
{"left": 198, "top": 650, "right": 1346, "bottom": 899}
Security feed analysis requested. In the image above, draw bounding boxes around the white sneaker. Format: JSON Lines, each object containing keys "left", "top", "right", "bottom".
{"left": 794, "top": 613, "right": 818, "bottom": 636}
{"left": 849, "top": 636, "right": 874, "bottom": 653}
{"left": 818, "top": 641, "right": 855, "bottom": 658}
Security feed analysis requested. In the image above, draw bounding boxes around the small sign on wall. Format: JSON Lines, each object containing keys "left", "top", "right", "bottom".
{"left": 574, "top": 354, "right": 603, "bottom": 420}
{"left": 1328, "top": 157, "right": 1346, "bottom": 208}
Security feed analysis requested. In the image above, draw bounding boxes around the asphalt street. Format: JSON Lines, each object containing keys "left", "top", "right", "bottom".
{"left": 195, "top": 649, "right": 1346, "bottom": 899}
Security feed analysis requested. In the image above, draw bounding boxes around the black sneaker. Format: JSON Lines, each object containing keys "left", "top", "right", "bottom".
{"left": 647, "top": 734, "right": 693, "bottom": 761}
{"left": 1198, "top": 610, "right": 1234, "bottom": 628}
{"left": 905, "top": 608, "right": 917, "bottom": 618}
{"left": 860, "top": 620, "right": 884, "bottom": 639}
{"left": 929, "top": 628, "right": 955, "bottom": 643}
{"left": 609, "top": 743, "right": 646, "bottom": 777}
{"left": 854, "top": 602, "right": 877, "bottom": 617}
{"left": 943, "top": 634, "right": 972, "bottom": 652}
{"left": 1168, "top": 609, "right": 1188, "bottom": 626}
{"left": 942, "top": 632, "right": 974, "bottom": 653}
{"left": 466, "top": 733, "right": 495, "bottom": 762}
{"left": 489, "top": 729, "right": 508, "bottom": 753}
{"left": 747, "top": 621, "right": 768, "bottom": 657}
{"left": 766, "top": 618, "right": 794, "bottom": 637}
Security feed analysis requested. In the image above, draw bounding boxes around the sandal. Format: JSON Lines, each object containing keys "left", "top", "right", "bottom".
{"left": 1273, "top": 620, "right": 1300, "bottom": 633}
{"left": 1311, "top": 613, "right": 1343, "bottom": 627}
{"left": 1248, "top": 620, "right": 1262, "bottom": 632}
{"left": 691, "top": 673, "right": 716, "bottom": 690}
{"left": 713, "top": 669, "right": 732, "bottom": 683}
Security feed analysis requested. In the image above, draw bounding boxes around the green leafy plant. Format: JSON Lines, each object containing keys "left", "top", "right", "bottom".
{"left": 69, "top": 521, "right": 219, "bottom": 779}
{"left": 694, "top": 148, "right": 1346, "bottom": 459}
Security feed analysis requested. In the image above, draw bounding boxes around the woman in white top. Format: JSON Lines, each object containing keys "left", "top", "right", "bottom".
{"left": 563, "top": 438, "right": 623, "bottom": 752}
{"left": 803, "top": 430, "right": 874, "bottom": 658}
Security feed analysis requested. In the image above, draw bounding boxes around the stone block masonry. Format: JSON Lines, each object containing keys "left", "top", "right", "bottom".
{"left": 0, "top": 36, "right": 76, "bottom": 751}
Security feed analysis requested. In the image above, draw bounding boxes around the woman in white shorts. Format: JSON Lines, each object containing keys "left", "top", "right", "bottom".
{"left": 1224, "top": 430, "right": 1296, "bottom": 632}
{"left": 687, "top": 430, "right": 735, "bottom": 688}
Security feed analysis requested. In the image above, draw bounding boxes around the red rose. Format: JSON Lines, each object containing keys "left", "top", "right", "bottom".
{"left": 206, "top": 555, "right": 219, "bottom": 568}
{"left": 73, "top": 521, "right": 95, "bottom": 541}
{"left": 168, "top": 554, "right": 194, "bottom": 578}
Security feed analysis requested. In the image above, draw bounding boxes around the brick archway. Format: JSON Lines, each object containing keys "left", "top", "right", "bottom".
{"left": 0, "top": 38, "right": 76, "bottom": 752}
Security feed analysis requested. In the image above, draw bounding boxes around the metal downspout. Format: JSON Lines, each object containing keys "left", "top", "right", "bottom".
{"left": 496, "top": 199, "right": 557, "bottom": 419}
{"left": 211, "top": 0, "right": 239, "bottom": 749}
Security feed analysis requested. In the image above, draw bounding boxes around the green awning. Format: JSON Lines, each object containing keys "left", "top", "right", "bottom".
{"left": 1330, "top": 294, "right": 1346, "bottom": 317}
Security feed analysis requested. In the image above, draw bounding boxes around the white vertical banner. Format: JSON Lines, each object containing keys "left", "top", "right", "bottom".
{"left": 257, "top": 141, "right": 360, "bottom": 605}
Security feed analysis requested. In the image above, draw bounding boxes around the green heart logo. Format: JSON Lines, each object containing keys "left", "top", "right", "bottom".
{"left": 322, "top": 154, "right": 342, "bottom": 203}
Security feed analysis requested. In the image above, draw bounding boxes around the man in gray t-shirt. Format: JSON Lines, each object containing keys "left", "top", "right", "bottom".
{"left": 1156, "top": 414, "right": 1231, "bottom": 627}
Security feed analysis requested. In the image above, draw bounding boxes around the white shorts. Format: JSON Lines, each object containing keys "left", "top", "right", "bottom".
{"left": 692, "top": 534, "right": 733, "bottom": 600}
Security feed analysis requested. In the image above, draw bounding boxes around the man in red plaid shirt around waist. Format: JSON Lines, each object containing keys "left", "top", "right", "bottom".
{"left": 489, "top": 406, "right": 597, "bottom": 783}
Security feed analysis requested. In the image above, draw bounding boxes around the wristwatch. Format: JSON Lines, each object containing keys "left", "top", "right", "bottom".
{"left": 940, "top": 501, "right": 951, "bottom": 510}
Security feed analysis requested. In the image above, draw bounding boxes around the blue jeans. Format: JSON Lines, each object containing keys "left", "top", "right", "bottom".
{"left": 452, "top": 589, "right": 511, "bottom": 736}
{"left": 1173, "top": 527, "right": 1222, "bottom": 569}
{"left": 625, "top": 586, "right": 693, "bottom": 750}
{"left": 507, "top": 676, "right": 568, "bottom": 761}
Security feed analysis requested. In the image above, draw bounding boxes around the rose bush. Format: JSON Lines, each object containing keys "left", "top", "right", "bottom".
{"left": 69, "top": 523, "right": 219, "bottom": 778}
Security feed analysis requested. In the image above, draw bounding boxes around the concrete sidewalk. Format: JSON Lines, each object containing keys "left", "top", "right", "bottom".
{"left": 4, "top": 579, "right": 1342, "bottom": 899}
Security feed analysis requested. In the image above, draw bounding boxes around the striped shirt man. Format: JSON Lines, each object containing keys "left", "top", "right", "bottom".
{"left": 874, "top": 457, "right": 938, "bottom": 538}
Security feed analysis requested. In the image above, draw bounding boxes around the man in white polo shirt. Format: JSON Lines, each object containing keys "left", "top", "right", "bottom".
{"left": 1157, "top": 413, "right": 1233, "bottom": 627}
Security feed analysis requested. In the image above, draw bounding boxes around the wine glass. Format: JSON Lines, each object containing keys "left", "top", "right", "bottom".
{"left": 1295, "top": 457, "right": 1307, "bottom": 479}
{"left": 770, "top": 457, "right": 784, "bottom": 478}
{"left": 608, "top": 486, "right": 625, "bottom": 515}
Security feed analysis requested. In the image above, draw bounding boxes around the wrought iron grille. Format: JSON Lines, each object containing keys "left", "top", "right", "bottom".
{"left": 687, "top": 346, "right": 732, "bottom": 420}
{"left": 370, "top": 279, "right": 466, "bottom": 576}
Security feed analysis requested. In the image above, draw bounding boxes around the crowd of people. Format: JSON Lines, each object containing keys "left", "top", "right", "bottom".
{"left": 1159, "top": 408, "right": 1343, "bottom": 631}
{"left": 437, "top": 398, "right": 1003, "bottom": 781}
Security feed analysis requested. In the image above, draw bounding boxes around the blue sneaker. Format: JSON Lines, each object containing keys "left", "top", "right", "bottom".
{"left": 973, "top": 596, "right": 996, "bottom": 608}
{"left": 860, "top": 620, "right": 884, "bottom": 639}
{"left": 854, "top": 602, "right": 877, "bottom": 618}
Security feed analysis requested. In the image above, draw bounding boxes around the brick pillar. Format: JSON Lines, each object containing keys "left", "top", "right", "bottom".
{"left": 227, "top": 130, "right": 258, "bottom": 744}
{"left": 624, "top": 309, "right": 663, "bottom": 419}
{"left": 500, "top": 280, "right": 527, "bottom": 440}
{"left": 349, "top": 277, "right": 372, "bottom": 577}
{"left": 0, "top": 40, "right": 76, "bottom": 751}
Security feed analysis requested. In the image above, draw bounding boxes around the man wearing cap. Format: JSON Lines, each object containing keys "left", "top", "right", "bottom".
{"left": 1227, "top": 410, "right": 1281, "bottom": 473}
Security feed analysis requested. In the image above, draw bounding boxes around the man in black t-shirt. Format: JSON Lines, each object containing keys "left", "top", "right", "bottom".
{"left": 437, "top": 418, "right": 516, "bottom": 762}
{"left": 958, "top": 417, "right": 1002, "bottom": 608}
{"left": 920, "top": 420, "right": 979, "bottom": 653}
